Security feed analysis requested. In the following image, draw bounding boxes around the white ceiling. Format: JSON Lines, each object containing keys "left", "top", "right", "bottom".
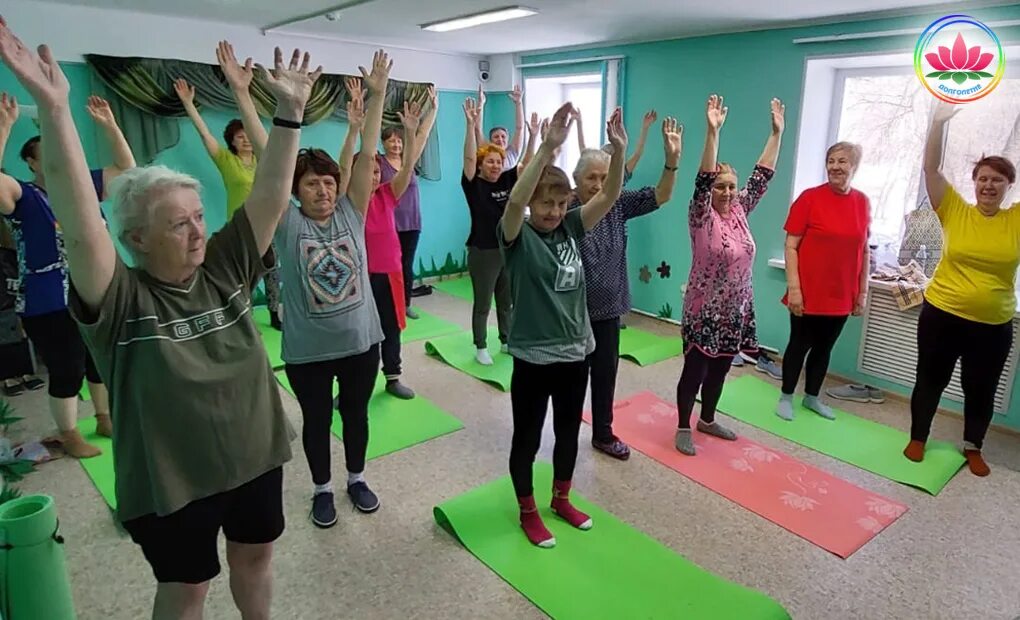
{"left": 30, "top": 0, "right": 1014, "bottom": 56}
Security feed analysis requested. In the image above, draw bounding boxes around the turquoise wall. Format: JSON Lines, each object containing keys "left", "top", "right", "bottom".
{"left": 523, "top": 5, "right": 1020, "bottom": 429}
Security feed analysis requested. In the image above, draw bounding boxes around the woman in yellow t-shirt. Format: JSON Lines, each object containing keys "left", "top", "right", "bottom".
{"left": 905, "top": 101, "right": 1019, "bottom": 477}
{"left": 173, "top": 73, "right": 281, "bottom": 329}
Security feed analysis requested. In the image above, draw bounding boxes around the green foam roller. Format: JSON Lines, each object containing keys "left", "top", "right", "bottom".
{"left": 0, "top": 495, "right": 75, "bottom": 620}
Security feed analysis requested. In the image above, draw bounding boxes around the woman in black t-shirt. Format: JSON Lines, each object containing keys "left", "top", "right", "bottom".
{"left": 460, "top": 96, "right": 520, "bottom": 366}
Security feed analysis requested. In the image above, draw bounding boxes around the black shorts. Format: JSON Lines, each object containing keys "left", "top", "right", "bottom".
{"left": 19, "top": 309, "right": 101, "bottom": 398}
{"left": 122, "top": 467, "right": 285, "bottom": 584}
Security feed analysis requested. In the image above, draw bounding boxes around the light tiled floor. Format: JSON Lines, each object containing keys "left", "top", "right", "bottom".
{"left": 9, "top": 288, "right": 1020, "bottom": 620}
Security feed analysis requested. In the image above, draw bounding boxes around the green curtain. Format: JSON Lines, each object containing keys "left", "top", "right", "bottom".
{"left": 85, "top": 54, "right": 440, "bottom": 180}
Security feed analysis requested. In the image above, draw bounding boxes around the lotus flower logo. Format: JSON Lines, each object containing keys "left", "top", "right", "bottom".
{"left": 914, "top": 15, "right": 1005, "bottom": 103}
{"left": 924, "top": 33, "right": 994, "bottom": 84}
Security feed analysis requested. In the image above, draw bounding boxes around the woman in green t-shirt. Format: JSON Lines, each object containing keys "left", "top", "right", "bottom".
{"left": 498, "top": 103, "right": 628, "bottom": 548}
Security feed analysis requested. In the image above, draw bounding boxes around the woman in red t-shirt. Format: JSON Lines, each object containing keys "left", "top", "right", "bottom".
{"left": 777, "top": 142, "right": 871, "bottom": 421}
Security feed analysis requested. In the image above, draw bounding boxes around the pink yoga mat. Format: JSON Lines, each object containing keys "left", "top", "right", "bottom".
{"left": 586, "top": 392, "right": 907, "bottom": 558}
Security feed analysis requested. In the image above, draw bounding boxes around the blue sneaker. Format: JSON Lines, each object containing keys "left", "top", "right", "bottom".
{"left": 755, "top": 356, "right": 782, "bottom": 380}
{"left": 347, "top": 481, "right": 380, "bottom": 513}
{"left": 731, "top": 355, "right": 745, "bottom": 367}
{"left": 311, "top": 492, "right": 338, "bottom": 529}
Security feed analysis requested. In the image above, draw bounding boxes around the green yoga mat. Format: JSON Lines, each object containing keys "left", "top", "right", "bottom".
{"left": 715, "top": 375, "right": 965, "bottom": 495}
{"left": 77, "top": 416, "right": 117, "bottom": 510}
{"left": 253, "top": 306, "right": 284, "bottom": 370}
{"left": 618, "top": 327, "right": 683, "bottom": 366}
{"left": 432, "top": 276, "right": 480, "bottom": 304}
{"left": 401, "top": 309, "right": 461, "bottom": 344}
{"left": 0, "top": 495, "right": 76, "bottom": 620}
{"left": 275, "top": 373, "right": 463, "bottom": 460}
{"left": 434, "top": 463, "right": 790, "bottom": 620}
{"left": 78, "top": 383, "right": 90, "bottom": 401}
{"left": 424, "top": 327, "right": 512, "bottom": 392}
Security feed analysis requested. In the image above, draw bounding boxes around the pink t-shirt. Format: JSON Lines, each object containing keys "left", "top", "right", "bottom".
{"left": 365, "top": 183, "right": 402, "bottom": 274}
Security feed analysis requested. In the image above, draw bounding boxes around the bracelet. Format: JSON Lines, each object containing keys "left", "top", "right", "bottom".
{"left": 664, "top": 164, "right": 678, "bottom": 171}
{"left": 272, "top": 117, "right": 302, "bottom": 129}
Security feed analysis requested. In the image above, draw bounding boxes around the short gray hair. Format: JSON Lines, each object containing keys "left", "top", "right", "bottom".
{"left": 573, "top": 148, "right": 611, "bottom": 182}
{"left": 826, "top": 141, "right": 863, "bottom": 168}
{"left": 108, "top": 165, "right": 201, "bottom": 261}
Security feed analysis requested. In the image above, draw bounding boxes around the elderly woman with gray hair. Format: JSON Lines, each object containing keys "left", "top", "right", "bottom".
{"left": 573, "top": 114, "right": 684, "bottom": 460}
{"left": 0, "top": 17, "right": 321, "bottom": 618}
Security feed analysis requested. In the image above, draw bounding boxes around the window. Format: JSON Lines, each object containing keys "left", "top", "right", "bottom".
{"left": 524, "top": 73, "right": 604, "bottom": 174}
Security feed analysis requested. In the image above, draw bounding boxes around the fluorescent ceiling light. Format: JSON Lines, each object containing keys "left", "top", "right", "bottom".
{"left": 421, "top": 6, "right": 537, "bottom": 32}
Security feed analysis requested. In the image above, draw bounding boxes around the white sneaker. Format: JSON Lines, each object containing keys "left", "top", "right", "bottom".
{"left": 476, "top": 349, "right": 494, "bottom": 366}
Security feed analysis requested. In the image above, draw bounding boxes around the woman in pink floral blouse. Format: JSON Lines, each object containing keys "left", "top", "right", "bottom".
{"left": 675, "top": 94, "right": 785, "bottom": 456}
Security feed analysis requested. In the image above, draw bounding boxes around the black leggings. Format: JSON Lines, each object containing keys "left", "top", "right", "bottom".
{"left": 781, "top": 313, "right": 848, "bottom": 396}
{"left": 20, "top": 309, "right": 102, "bottom": 398}
{"left": 398, "top": 230, "right": 420, "bottom": 308}
{"left": 676, "top": 347, "right": 732, "bottom": 429}
{"left": 509, "top": 357, "right": 589, "bottom": 498}
{"left": 587, "top": 317, "right": 621, "bottom": 443}
{"left": 369, "top": 273, "right": 402, "bottom": 379}
{"left": 284, "top": 345, "right": 379, "bottom": 485}
{"left": 910, "top": 302, "right": 1012, "bottom": 449}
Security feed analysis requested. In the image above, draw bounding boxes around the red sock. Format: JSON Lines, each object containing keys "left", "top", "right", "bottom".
{"left": 550, "top": 480, "right": 592, "bottom": 530}
{"left": 964, "top": 449, "right": 991, "bottom": 477}
{"left": 903, "top": 440, "right": 925, "bottom": 463}
{"left": 518, "top": 496, "right": 555, "bottom": 547}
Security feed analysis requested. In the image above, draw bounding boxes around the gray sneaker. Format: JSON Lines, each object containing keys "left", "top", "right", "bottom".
{"left": 731, "top": 355, "right": 745, "bottom": 367}
{"left": 755, "top": 356, "right": 782, "bottom": 380}
{"left": 826, "top": 384, "right": 883, "bottom": 403}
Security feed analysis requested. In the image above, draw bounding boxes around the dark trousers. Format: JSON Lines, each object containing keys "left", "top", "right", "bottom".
{"left": 369, "top": 273, "right": 402, "bottom": 379}
{"left": 467, "top": 246, "right": 512, "bottom": 348}
{"left": 284, "top": 345, "right": 380, "bottom": 485}
{"left": 910, "top": 302, "right": 1012, "bottom": 449}
{"left": 398, "top": 230, "right": 420, "bottom": 308}
{"left": 781, "top": 313, "right": 848, "bottom": 396}
{"left": 20, "top": 309, "right": 102, "bottom": 398}
{"left": 676, "top": 347, "right": 733, "bottom": 429}
{"left": 509, "top": 357, "right": 589, "bottom": 497}
{"left": 587, "top": 317, "right": 621, "bottom": 442}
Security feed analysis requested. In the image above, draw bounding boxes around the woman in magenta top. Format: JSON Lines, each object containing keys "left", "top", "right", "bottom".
{"left": 776, "top": 141, "right": 871, "bottom": 421}
{"left": 675, "top": 94, "right": 784, "bottom": 456}
{"left": 341, "top": 83, "right": 422, "bottom": 400}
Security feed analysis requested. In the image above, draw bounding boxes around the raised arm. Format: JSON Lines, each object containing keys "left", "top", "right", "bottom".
{"left": 337, "top": 77, "right": 364, "bottom": 198}
{"left": 504, "top": 102, "right": 573, "bottom": 243}
{"left": 0, "top": 92, "right": 24, "bottom": 215}
{"left": 219, "top": 40, "right": 269, "bottom": 157}
{"left": 784, "top": 234, "right": 804, "bottom": 316}
{"left": 0, "top": 19, "right": 115, "bottom": 309}
{"left": 463, "top": 97, "right": 479, "bottom": 181}
{"left": 390, "top": 100, "right": 422, "bottom": 200}
{"left": 86, "top": 95, "right": 136, "bottom": 195}
{"left": 923, "top": 101, "right": 960, "bottom": 209}
{"left": 348, "top": 50, "right": 391, "bottom": 217}
{"left": 244, "top": 47, "right": 322, "bottom": 254}
{"left": 507, "top": 84, "right": 525, "bottom": 157}
{"left": 700, "top": 94, "right": 727, "bottom": 172}
{"left": 757, "top": 98, "right": 784, "bottom": 169}
{"left": 573, "top": 108, "right": 586, "bottom": 151}
{"left": 580, "top": 108, "right": 628, "bottom": 231}
{"left": 626, "top": 109, "right": 657, "bottom": 175}
{"left": 654, "top": 116, "right": 682, "bottom": 206}
{"left": 474, "top": 84, "right": 487, "bottom": 147}
{"left": 519, "top": 112, "right": 540, "bottom": 170}
{"left": 410, "top": 85, "right": 438, "bottom": 164}
{"left": 173, "top": 78, "right": 220, "bottom": 158}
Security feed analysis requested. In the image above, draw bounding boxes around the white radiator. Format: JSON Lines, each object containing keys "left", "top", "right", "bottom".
{"left": 857, "top": 284, "right": 1020, "bottom": 415}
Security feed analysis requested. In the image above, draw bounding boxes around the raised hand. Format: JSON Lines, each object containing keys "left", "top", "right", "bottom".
{"left": 399, "top": 100, "right": 422, "bottom": 133}
{"left": 662, "top": 116, "right": 683, "bottom": 161}
{"left": 569, "top": 107, "right": 582, "bottom": 122}
{"left": 770, "top": 98, "right": 785, "bottom": 134}
{"left": 543, "top": 102, "right": 575, "bottom": 150}
{"left": 463, "top": 97, "right": 479, "bottom": 125}
{"left": 85, "top": 95, "right": 116, "bottom": 127}
{"left": 932, "top": 100, "right": 961, "bottom": 124}
{"left": 605, "top": 107, "right": 628, "bottom": 152}
{"left": 346, "top": 82, "right": 365, "bottom": 130}
{"left": 477, "top": 84, "right": 487, "bottom": 108}
{"left": 706, "top": 94, "right": 727, "bottom": 131}
{"left": 427, "top": 84, "right": 438, "bottom": 111}
{"left": 173, "top": 78, "right": 196, "bottom": 105}
{"left": 216, "top": 40, "right": 254, "bottom": 91}
{"left": 539, "top": 117, "right": 550, "bottom": 140}
{"left": 0, "top": 17, "right": 70, "bottom": 109}
{"left": 527, "top": 111, "right": 540, "bottom": 136}
{"left": 643, "top": 109, "right": 658, "bottom": 128}
{"left": 256, "top": 47, "right": 322, "bottom": 109}
{"left": 359, "top": 49, "right": 391, "bottom": 95}
{"left": 508, "top": 84, "right": 522, "bottom": 104}
{"left": 0, "top": 92, "right": 18, "bottom": 129}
